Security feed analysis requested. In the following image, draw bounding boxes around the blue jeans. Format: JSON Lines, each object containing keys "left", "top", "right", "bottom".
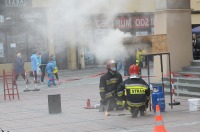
{"left": 124, "top": 69, "right": 128, "bottom": 76}
{"left": 48, "top": 73, "right": 56, "bottom": 86}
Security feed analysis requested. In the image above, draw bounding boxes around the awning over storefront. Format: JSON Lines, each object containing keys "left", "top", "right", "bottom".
{"left": 192, "top": 26, "right": 200, "bottom": 33}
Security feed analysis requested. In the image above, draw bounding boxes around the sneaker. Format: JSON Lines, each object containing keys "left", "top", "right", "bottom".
{"left": 26, "top": 80, "right": 31, "bottom": 85}
{"left": 58, "top": 79, "right": 62, "bottom": 84}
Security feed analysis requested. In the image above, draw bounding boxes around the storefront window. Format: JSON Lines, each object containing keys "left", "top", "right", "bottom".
{"left": 0, "top": 7, "right": 47, "bottom": 64}
{"left": 7, "top": 26, "right": 26, "bottom": 63}
{"left": 0, "top": 32, "right": 6, "bottom": 63}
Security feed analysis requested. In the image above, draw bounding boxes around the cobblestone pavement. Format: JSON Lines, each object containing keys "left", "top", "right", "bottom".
{"left": 0, "top": 66, "right": 200, "bottom": 132}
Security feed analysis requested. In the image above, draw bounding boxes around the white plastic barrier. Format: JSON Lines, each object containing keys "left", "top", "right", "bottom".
{"left": 188, "top": 98, "right": 200, "bottom": 111}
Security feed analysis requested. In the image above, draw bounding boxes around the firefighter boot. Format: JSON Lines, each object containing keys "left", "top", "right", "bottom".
{"left": 140, "top": 111, "right": 145, "bottom": 116}
{"left": 139, "top": 105, "right": 146, "bottom": 116}
{"left": 116, "top": 106, "right": 124, "bottom": 110}
{"left": 131, "top": 108, "right": 139, "bottom": 118}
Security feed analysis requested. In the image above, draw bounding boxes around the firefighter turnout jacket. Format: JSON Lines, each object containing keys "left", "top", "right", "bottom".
{"left": 99, "top": 71, "right": 123, "bottom": 103}
{"left": 117, "top": 77, "right": 150, "bottom": 107}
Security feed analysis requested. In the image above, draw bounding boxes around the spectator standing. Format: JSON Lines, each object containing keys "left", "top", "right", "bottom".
{"left": 46, "top": 57, "right": 56, "bottom": 87}
{"left": 192, "top": 34, "right": 200, "bottom": 60}
{"left": 37, "top": 50, "right": 42, "bottom": 83}
{"left": 13, "top": 53, "right": 30, "bottom": 88}
{"left": 30, "top": 49, "right": 39, "bottom": 84}
{"left": 123, "top": 58, "right": 128, "bottom": 76}
{"left": 36, "top": 63, "right": 42, "bottom": 83}
{"left": 41, "top": 50, "right": 49, "bottom": 83}
{"left": 117, "top": 61, "right": 122, "bottom": 72}
{"left": 50, "top": 54, "right": 61, "bottom": 84}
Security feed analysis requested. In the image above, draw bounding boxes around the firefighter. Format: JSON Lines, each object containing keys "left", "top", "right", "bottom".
{"left": 136, "top": 48, "right": 144, "bottom": 72}
{"left": 117, "top": 64, "right": 150, "bottom": 118}
{"left": 99, "top": 59, "right": 124, "bottom": 112}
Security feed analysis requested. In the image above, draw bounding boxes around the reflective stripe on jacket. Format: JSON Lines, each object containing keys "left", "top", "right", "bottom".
{"left": 99, "top": 71, "right": 122, "bottom": 100}
{"left": 117, "top": 77, "right": 150, "bottom": 107}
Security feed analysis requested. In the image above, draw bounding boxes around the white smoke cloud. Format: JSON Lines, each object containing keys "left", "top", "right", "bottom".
{"left": 42, "top": 0, "right": 136, "bottom": 64}
{"left": 91, "top": 29, "right": 132, "bottom": 63}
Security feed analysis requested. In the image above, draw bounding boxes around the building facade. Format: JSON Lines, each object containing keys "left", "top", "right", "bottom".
{"left": 0, "top": 0, "right": 199, "bottom": 74}
{"left": 0, "top": 0, "right": 47, "bottom": 73}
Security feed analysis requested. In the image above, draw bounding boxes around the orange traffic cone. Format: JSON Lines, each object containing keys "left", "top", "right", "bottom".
{"left": 87, "top": 99, "right": 91, "bottom": 108}
{"left": 154, "top": 105, "right": 167, "bottom": 132}
{"left": 84, "top": 99, "right": 95, "bottom": 109}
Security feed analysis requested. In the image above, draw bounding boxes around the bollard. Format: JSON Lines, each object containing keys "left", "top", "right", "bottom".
{"left": 48, "top": 94, "right": 62, "bottom": 114}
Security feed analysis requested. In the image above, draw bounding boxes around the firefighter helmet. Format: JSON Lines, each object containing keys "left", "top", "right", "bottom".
{"left": 106, "top": 59, "right": 117, "bottom": 72}
{"left": 129, "top": 64, "right": 140, "bottom": 78}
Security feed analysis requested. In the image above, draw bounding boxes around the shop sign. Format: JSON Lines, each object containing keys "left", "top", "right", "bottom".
{"left": 0, "top": 15, "right": 4, "bottom": 23}
{"left": 134, "top": 16, "right": 150, "bottom": 29}
{"left": 150, "top": 16, "right": 154, "bottom": 27}
{"left": 95, "top": 19, "right": 113, "bottom": 28}
{"left": 20, "top": 13, "right": 42, "bottom": 19}
{"left": 5, "top": 0, "right": 26, "bottom": 7}
{"left": 95, "top": 17, "right": 132, "bottom": 29}
{"left": 10, "top": 43, "right": 16, "bottom": 48}
{"left": 115, "top": 17, "right": 132, "bottom": 29}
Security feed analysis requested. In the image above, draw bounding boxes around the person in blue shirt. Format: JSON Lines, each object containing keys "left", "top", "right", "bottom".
{"left": 30, "top": 49, "right": 39, "bottom": 84}
{"left": 36, "top": 50, "right": 42, "bottom": 83}
{"left": 50, "top": 54, "right": 61, "bottom": 84}
{"left": 46, "top": 57, "right": 56, "bottom": 87}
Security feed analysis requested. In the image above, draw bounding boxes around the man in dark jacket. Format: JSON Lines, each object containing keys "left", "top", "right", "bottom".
{"left": 41, "top": 50, "right": 49, "bottom": 82}
{"left": 117, "top": 64, "right": 150, "bottom": 118}
{"left": 99, "top": 59, "right": 124, "bottom": 112}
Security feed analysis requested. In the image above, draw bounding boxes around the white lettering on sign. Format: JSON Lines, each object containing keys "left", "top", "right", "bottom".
{"left": 150, "top": 17, "right": 154, "bottom": 27}
{"left": 95, "top": 17, "right": 132, "bottom": 29}
{"left": 20, "top": 13, "right": 42, "bottom": 19}
{"left": 157, "top": 98, "right": 165, "bottom": 101}
{"left": 134, "top": 16, "right": 150, "bottom": 28}
{"left": 0, "top": 15, "right": 4, "bottom": 23}
{"left": 115, "top": 18, "right": 132, "bottom": 29}
{"left": 6, "top": 0, "right": 25, "bottom": 7}
{"left": 96, "top": 19, "right": 113, "bottom": 28}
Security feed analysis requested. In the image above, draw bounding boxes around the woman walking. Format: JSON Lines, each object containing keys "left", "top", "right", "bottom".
{"left": 14, "top": 52, "right": 30, "bottom": 91}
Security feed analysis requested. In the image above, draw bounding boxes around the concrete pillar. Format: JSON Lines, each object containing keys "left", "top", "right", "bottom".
{"left": 79, "top": 42, "right": 85, "bottom": 69}
{"left": 67, "top": 44, "right": 77, "bottom": 70}
{"left": 79, "top": 26, "right": 85, "bottom": 69}
{"left": 153, "top": 0, "right": 192, "bottom": 81}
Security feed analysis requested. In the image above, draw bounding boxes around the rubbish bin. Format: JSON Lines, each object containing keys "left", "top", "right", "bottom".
{"left": 48, "top": 94, "right": 62, "bottom": 114}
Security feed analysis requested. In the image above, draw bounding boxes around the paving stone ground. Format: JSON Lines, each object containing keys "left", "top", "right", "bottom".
{"left": 0, "top": 66, "right": 200, "bottom": 132}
